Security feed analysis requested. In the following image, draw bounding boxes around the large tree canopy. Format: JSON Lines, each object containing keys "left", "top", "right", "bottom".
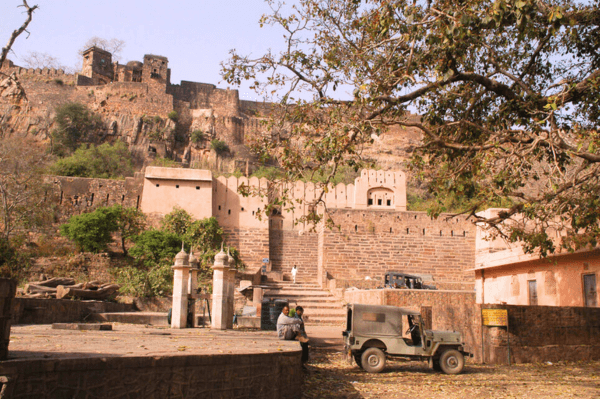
{"left": 222, "top": 0, "right": 600, "bottom": 256}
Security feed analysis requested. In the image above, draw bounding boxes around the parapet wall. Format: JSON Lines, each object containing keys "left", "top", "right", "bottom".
{"left": 47, "top": 175, "right": 144, "bottom": 219}
{"left": 214, "top": 169, "right": 407, "bottom": 232}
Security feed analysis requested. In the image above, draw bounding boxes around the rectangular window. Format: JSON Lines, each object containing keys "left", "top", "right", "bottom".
{"left": 368, "top": 199, "right": 373, "bottom": 205}
{"left": 362, "top": 312, "right": 385, "bottom": 323}
{"left": 583, "top": 274, "right": 597, "bottom": 307}
{"left": 528, "top": 280, "right": 538, "bottom": 306}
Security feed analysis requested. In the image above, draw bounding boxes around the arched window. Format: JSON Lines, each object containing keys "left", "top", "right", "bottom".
{"left": 367, "top": 187, "right": 394, "bottom": 208}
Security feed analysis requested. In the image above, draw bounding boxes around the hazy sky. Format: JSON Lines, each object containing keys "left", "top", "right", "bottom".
{"left": 0, "top": 0, "right": 289, "bottom": 100}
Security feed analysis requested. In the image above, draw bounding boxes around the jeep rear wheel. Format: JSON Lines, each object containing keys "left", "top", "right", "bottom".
{"left": 361, "top": 347, "right": 386, "bottom": 373}
{"left": 440, "top": 349, "right": 464, "bottom": 375}
{"left": 353, "top": 353, "right": 363, "bottom": 368}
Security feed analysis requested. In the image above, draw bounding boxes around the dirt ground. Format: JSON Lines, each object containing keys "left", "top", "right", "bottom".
{"left": 302, "top": 349, "right": 600, "bottom": 399}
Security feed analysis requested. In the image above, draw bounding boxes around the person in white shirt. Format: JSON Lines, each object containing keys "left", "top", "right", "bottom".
{"left": 291, "top": 265, "right": 298, "bottom": 284}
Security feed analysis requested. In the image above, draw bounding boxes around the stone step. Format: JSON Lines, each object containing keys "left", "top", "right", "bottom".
{"left": 305, "top": 316, "right": 346, "bottom": 326}
{"left": 262, "top": 283, "right": 321, "bottom": 289}
{"left": 286, "top": 301, "right": 344, "bottom": 308}
{"left": 89, "top": 312, "right": 168, "bottom": 326}
{"left": 264, "top": 297, "right": 342, "bottom": 305}
{"left": 301, "top": 310, "right": 346, "bottom": 318}
{"left": 263, "top": 290, "right": 336, "bottom": 297}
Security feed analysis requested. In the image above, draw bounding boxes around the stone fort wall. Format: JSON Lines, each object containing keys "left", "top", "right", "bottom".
{"left": 42, "top": 169, "right": 475, "bottom": 288}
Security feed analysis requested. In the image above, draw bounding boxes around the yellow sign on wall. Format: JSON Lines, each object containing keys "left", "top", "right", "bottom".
{"left": 482, "top": 309, "right": 508, "bottom": 326}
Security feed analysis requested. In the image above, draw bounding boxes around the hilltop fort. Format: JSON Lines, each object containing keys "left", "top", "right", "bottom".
{"left": 0, "top": 47, "right": 420, "bottom": 173}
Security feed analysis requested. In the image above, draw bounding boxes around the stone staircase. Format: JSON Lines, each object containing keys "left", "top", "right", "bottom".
{"left": 262, "top": 282, "right": 346, "bottom": 326}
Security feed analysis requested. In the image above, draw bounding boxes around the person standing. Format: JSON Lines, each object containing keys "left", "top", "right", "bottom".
{"left": 291, "top": 265, "right": 298, "bottom": 284}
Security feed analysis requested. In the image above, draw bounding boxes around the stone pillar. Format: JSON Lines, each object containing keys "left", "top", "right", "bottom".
{"left": 188, "top": 250, "right": 199, "bottom": 328}
{"left": 211, "top": 247, "right": 230, "bottom": 330}
{"left": 226, "top": 249, "right": 236, "bottom": 329}
{"left": 171, "top": 247, "right": 190, "bottom": 329}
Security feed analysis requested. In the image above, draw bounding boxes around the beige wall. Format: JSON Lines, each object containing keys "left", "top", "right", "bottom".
{"left": 140, "top": 167, "right": 213, "bottom": 219}
{"left": 475, "top": 250, "right": 600, "bottom": 307}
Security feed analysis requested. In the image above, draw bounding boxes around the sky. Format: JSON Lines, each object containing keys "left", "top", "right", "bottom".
{"left": 0, "top": 0, "right": 290, "bottom": 101}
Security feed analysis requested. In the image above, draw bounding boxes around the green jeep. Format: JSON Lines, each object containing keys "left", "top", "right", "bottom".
{"left": 343, "top": 303, "right": 471, "bottom": 374}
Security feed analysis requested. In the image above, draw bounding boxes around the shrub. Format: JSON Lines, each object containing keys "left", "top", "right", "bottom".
{"left": 117, "top": 229, "right": 184, "bottom": 297}
{"left": 113, "top": 263, "right": 173, "bottom": 298}
{"left": 167, "top": 110, "right": 178, "bottom": 121}
{"left": 59, "top": 207, "right": 119, "bottom": 253}
{"left": 0, "top": 238, "right": 31, "bottom": 283}
{"left": 251, "top": 166, "right": 285, "bottom": 181}
{"left": 128, "top": 230, "right": 183, "bottom": 268}
{"left": 190, "top": 130, "right": 205, "bottom": 144}
{"left": 148, "top": 130, "right": 163, "bottom": 141}
{"left": 150, "top": 157, "right": 180, "bottom": 168}
{"left": 153, "top": 115, "right": 162, "bottom": 124}
{"left": 49, "top": 140, "right": 134, "bottom": 179}
{"left": 211, "top": 139, "right": 229, "bottom": 154}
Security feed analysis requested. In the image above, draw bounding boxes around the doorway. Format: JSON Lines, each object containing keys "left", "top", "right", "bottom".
{"left": 583, "top": 274, "right": 597, "bottom": 307}
{"left": 528, "top": 280, "right": 538, "bottom": 305}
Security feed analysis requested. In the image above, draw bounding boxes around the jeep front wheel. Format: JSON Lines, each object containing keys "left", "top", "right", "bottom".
{"left": 439, "top": 349, "right": 464, "bottom": 375}
{"left": 361, "top": 347, "right": 386, "bottom": 373}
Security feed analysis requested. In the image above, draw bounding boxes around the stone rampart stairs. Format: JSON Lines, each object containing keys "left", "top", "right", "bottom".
{"left": 262, "top": 282, "right": 346, "bottom": 326}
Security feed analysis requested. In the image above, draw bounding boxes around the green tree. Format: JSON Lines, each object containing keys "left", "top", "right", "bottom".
{"left": 223, "top": 0, "right": 600, "bottom": 256}
{"left": 0, "top": 137, "right": 53, "bottom": 242}
{"left": 51, "top": 102, "right": 102, "bottom": 155}
{"left": 110, "top": 205, "right": 146, "bottom": 256}
{"left": 49, "top": 141, "right": 134, "bottom": 179}
{"left": 161, "top": 207, "right": 193, "bottom": 236}
{"left": 185, "top": 217, "right": 243, "bottom": 272}
{"left": 59, "top": 207, "right": 118, "bottom": 253}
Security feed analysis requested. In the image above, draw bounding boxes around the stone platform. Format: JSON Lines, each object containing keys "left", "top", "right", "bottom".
{"left": 0, "top": 324, "right": 303, "bottom": 398}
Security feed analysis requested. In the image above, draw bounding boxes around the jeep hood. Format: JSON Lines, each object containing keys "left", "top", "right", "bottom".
{"left": 425, "top": 330, "right": 462, "bottom": 343}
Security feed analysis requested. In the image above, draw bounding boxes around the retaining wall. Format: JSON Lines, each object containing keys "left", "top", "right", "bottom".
{"left": 11, "top": 298, "right": 134, "bottom": 325}
{"left": 0, "top": 351, "right": 301, "bottom": 398}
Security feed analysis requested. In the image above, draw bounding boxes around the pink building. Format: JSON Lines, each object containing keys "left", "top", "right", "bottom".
{"left": 474, "top": 209, "right": 599, "bottom": 307}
